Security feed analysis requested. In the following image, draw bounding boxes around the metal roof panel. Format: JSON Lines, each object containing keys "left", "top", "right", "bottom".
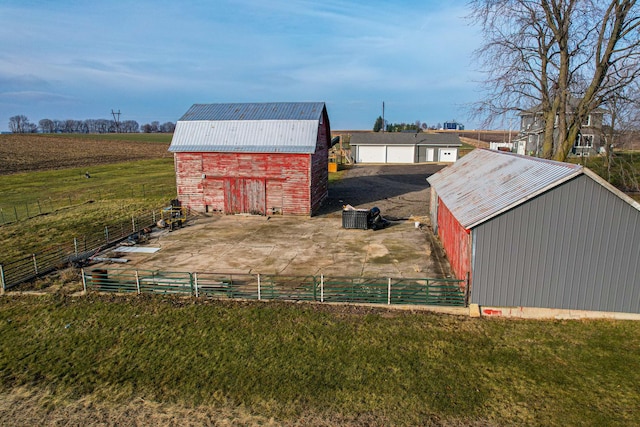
{"left": 168, "top": 120, "right": 319, "bottom": 153}
{"left": 179, "top": 102, "right": 325, "bottom": 121}
{"left": 427, "top": 149, "right": 583, "bottom": 229}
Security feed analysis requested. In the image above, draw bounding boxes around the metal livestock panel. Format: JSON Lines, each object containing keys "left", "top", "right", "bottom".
{"left": 472, "top": 175, "right": 640, "bottom": 313}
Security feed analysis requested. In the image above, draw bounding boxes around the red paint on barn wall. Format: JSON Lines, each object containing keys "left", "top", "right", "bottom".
{"left": 436, "top": 197, "right": 472, "bottom": 286}
{"left": 173, "top": 107, "right": 331, "bottom": 216}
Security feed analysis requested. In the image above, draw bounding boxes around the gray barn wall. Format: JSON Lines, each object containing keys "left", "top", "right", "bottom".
{"left": 472, "top": 175, "right": 640, "bottom": 313}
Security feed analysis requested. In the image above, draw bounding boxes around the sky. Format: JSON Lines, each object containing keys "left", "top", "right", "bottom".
{"left": 0, "top": 0, "right": 485, "bottom": 132}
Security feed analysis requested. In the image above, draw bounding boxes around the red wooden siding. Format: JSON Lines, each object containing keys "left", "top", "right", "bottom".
{"left": 173, "top": 108, "right": 330, "bottom": 216}
{"left": 437, "top": 197, "right": 472, "bottom": 285}
{"left": 310, "top": 109, "right": 330, "bottom": 213}
{"left": 174, "top": 152, "right": 314, "bottom": 215}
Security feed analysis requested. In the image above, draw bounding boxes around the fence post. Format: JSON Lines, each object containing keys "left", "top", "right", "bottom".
{"left": 81, "top": 268, "right": 87, "bottom": 293}
{"left": 74, "top": 238, "right": 78, "bottom": 257}
{"left": 132, "top": 215, "right": 136, "bottom": 233}
{"left": 37, "top": 200, "right": 42, "bottom": 215}
{"left": 104, "top": 226, "right": 109, "bottom": 243}
{"left": 1, "top": 209, "right": 5, "bottom": 224}
{"left": 14, "top": 206, "right": 18, "bottom": 222}
{"left": 32, "top": 254, "right": 38, "bottom": 275}
{"left": 194, "top": 272, "right": 199, "bottom": 298}
{"left": 152, "top": 210, "right": 156, "bottom": 224}
{"left": 0, "top": 264, "right": 5, "bottom": 294}
{"left": 25, "top": 203, "right": 29, "bottom": 218}
{"left": 464, "top": 272, "right": 471, "bottom": 307}
{"left": 388, "top": 278, "right": 391, "bottom": 305}
{"left": 135, "top": 270, "right": 140, "bottom": 294}
{"left": 320, "top": 274, "right": 324, "bottom": 303}
{"left": 257, "top": 274, "right": 261, "bottom": 300}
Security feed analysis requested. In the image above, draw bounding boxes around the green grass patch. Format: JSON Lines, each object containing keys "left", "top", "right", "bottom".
{"left": 0, "top": 296, "right": 638, "bottom": 425}
{"left": 571, "top": 151, "right": 640, "bottom": 192}
{"left": 0, "top": 158, "right": 176, "bottom": 260}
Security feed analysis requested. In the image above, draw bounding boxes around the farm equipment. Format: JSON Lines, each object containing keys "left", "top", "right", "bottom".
{"left": 157, "top": 199, "right": 187, "bottom": 230}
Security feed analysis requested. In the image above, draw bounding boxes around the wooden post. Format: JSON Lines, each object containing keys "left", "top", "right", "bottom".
{"left": 132, "top": 215, "right": 136, "bottom": 233}
{"left": 135, "top": 270, "right": 140, "bottom": 294}
{"left": 13, "top": 206, "right": 18, "bottom": 221}
{"left": 74, "top": 238, "right": 78, "bottom": 257}
{"left": 194, "top": 272, "right": 199, "bottom": 298}
{"left": 37, "top": 200, "right": 42, "bottom": 214}
{"left": 388, "top": 278, "right": 391, "bottom": 305}
{"left": 81, "top": 268, "right": 86, "bottom": 293}
{"left": 32, "top": 254, "right": 38, "bottom": 275}
{"left": 320, "top": 274, "right": 324, "bottom": 303}
{"left": 464, "top": 272, "right": 471, "bottom": 307}
{"left": 104, "top": 226, "right": 109, "bottom": 243}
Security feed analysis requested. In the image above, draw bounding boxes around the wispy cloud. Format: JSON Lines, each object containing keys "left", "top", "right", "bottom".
{"left": 0, "top": 0, "right": 482, "bottom": 130}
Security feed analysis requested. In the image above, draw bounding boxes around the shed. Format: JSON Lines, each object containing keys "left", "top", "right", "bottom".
{"left": 427, "top": 149, "right": 640, "bottom": 314}
{"left": 169, "top": 102, "right": 331, "bottom": 216}
{"left": 350, "top": 132, "right": 461, "bottom": 164}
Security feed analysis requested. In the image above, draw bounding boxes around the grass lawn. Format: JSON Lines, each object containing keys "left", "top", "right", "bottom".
{"left": 0, "top": 295, "right": 638, "bottom": 426}
{"left": 0, "top": 158, "right": 176, "bottom": 260}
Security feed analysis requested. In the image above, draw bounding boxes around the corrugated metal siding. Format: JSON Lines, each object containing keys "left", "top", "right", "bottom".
{"left": 169, "top": 120, "right": 319, "bottom": 153}
{"left": 437, "top": 197, "right": 472, "bottom": 282}
{"left": 427, "top": 149, "right": 582, "bottom": 229}
{"left": 350, "top": 132, "right": 462, "bottom": 146}
{"left": 179, "top": 102, "right": 325, "bottom": 121}
{"left": 472, "top": 175, "right": 640, "bottom": 313}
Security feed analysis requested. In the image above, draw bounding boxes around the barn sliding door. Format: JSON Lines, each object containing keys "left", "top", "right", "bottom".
{"left": 224, "top": 178, "right": 266, "bottom": 214}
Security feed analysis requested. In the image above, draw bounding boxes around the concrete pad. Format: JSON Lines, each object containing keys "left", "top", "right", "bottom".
{"left": 101, "top": 214, "right": 445, "bottom": 278}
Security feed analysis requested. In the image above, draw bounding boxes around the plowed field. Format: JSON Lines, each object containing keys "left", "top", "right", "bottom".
{"left": 0, "top": 134, "right": 171, "bottom": 175}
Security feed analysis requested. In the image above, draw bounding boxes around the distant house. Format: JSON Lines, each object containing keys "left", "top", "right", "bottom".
{"left": 349, "top": 132, "right": 461, "bottom": 163}
{"left": 442, "top": 121, "right": 464, "bottom": 131}
{"left": 168, "top": 102, "right": 331, "bottom": 216}
{"left": 428, "top": 149, "right": 640, "bottom": 315}
{"left": 514, "top": 102, "right": 605, "bottom": 157}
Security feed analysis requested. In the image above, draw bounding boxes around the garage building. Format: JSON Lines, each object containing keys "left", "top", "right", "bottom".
{"left": 169, "top": 102, "right": 331, "bottom": 216}
{"left": 350, "top": 132, "right": 461, "bottom": 163}
{"left": 428, "top": 149, "right": 640, "bottom": 315}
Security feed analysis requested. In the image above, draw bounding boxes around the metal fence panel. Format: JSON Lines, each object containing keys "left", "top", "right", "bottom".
{"left": 81, "top": 268, "right": 466, "bottom": 307}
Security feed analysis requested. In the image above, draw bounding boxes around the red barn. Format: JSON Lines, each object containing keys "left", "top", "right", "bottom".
{"left": 169, "top": 102, "right": 331, "bottom": 216}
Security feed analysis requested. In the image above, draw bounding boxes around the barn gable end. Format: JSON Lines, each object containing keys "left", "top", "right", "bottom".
{"left": 169, "top": 102, "right": 330, "bottom": 216}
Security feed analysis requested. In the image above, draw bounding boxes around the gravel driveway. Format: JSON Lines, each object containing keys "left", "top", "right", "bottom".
{"left": 317, "top": 164, "right": 445, "bottom": 220}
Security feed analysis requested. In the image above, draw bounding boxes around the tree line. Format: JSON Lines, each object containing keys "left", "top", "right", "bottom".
{"left": 7, "top": 115, "right": 175, "bottom": 134}
{"left": 373, "top": 116, "right": 441, "bottom": 132}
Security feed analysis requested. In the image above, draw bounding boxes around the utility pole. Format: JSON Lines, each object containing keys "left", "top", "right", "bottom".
{"left": 111, "top": 109, "right": 121, "bottom": 133}
{"left": 382, "top": 101, "right": 385, "bottom": 133}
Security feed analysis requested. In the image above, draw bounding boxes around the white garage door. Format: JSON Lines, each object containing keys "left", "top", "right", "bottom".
{"left": 386, "top": 146, "right": 415, "bottom": 163}
{"left": 438, "top": 148, "right": 458, "bottom": 162}
{"left": 357, "top": 145, "right": 386, "bottom": 163}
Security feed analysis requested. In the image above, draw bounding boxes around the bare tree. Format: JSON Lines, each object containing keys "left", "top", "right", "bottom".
{"left": 38, "top": 118, "right": 55, "bottom": 133}
{"left": 470, "top": 0, "right": 640, "bottom": 161}
{"left": 8, "top": 115, "right": 31, "bottom": 133}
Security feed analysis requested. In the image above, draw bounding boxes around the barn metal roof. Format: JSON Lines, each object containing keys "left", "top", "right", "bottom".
{"left": 179, "top": 102, "right": 325, "bottom": 121}
{"left": 169, "top": 102, "right": 327, "bottom": 154}
{"left": 427, "top": 149, "right": 583, "bottom": 229}
{"left": 350, "top": 132, "right": 461, "bottom": 146}
{"left": 169, "top": 120, "right": 320, "bottom": 153}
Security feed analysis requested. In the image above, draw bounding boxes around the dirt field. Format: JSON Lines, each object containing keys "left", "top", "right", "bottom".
{"left": 97, "top": 164, "right": 453, "bottom": 278}
{"left": 0, "top": 134, "right": 171, "bottom": 175}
